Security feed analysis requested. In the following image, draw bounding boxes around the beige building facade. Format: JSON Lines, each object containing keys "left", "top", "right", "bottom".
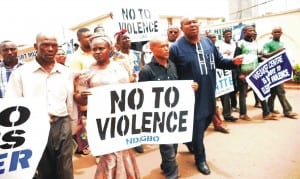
{"left": 202, "top": 8, "right": 300, "bottom": 66}
{"left": 68, "top": 8, "right": 300, "bottom": 66}
{"left": 69, "top": 12, "right": 223, "bottom": 42}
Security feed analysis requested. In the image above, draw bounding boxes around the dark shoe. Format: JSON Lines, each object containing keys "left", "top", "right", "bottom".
{"left": 254, "top": 103, "right": 262, "bottom": 108}
{"left": 185, "top": 143, "right": 194, "bottom": 153}
{"left": 284, "top": 112, "right": 298, "bottom": 119}
{"left": 270, "top": 110, "right": 280, "bottom": 114}
{"left": 240, "top": 114, "right": 251, "bottom": 121}
{"left": 263, "top": 114, "right": 279, "bottom": 120}
{"left": 215, "top": 127, "right": 229, "bottom": 134}
{"left": 160, "top": 164, "right": 179, "bottom": 179}
{"left": 134, "top": 145, "right": 144, "bottom": 153}
{"left": 196, "top": 161, "right": 211, "bottom": 175}
{"left": 224, "top": 116, "right": 238, "bottom": 122}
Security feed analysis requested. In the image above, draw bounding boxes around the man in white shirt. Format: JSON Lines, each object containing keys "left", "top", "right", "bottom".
{"left": 217, "top": 30, "right": 239, "bottom": 121}
{"left": 6, "top": 32, "right": 75, "bottom": 179}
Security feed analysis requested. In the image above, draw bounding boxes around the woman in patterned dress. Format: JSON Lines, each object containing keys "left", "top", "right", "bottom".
{"left": 74, "top": 33, "right": 140, "bottom": 179}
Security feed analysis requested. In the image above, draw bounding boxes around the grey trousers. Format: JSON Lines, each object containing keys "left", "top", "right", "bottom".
{"left": 36, "top": 116, "right": 74, "bottom": 179}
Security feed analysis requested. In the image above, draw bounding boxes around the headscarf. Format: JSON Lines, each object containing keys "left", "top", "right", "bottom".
{"left": 114, "top": 29, "right": 128, "bottom": 43}
{"left": 89, "top": 33, "right": 112, "bottom": 48}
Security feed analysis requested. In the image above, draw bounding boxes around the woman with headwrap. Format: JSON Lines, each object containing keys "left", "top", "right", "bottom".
{"left": 74, "top": 33, "right": 140, "bottom": 179}
{"left": 113, "top": 29, "right": 142, "bottom": 83}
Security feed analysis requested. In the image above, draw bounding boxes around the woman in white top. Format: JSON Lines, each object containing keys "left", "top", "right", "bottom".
{"left": 74, "top": 34, "right": 140, "bottom": 179}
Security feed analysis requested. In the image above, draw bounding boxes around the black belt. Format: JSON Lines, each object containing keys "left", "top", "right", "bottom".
{"left": 49, "top": 115, "right": 69, "bottom": 123}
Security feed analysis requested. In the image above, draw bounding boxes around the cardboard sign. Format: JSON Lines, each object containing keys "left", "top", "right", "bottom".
{"left": 86, "top": 80, "right": 195, "bottom": 156}
{"left": 112, "top": 6, "right": 160, "bottom": 42}
{"left": 215, "top": 69, "right": 234, "bottom": 97}
{"left": 17, "top": 46, "right": 37, "bottom": 63}
{"left": 246, "top": 51, "right": 293, "bottom": 100}
{"left": 0, "top": 98, "right": 49, "bottom": 179}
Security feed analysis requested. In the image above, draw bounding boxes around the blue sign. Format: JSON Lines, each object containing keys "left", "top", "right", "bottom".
{"left": 246, "top": 51, "right": 293, "bottom": 101}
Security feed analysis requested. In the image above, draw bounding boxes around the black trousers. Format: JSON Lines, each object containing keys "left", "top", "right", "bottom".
{"left": 220, "top": 94, "right": 232, "bottom": 117}
{"left": 36, "top": 116, "right": 74, "bottom": 179}
{"left": 268, "top": 84, "right": 292, "bottom": 115}
{"left": 159, "top": 144, "right": 178, "bottom": 179}
{"left": 185, "top": 114, "right": 213, "bottom": 164}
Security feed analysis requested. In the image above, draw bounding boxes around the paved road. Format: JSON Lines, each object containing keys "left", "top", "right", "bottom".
{"left": 73, "top": 88, "right": 300, "bottom": 179}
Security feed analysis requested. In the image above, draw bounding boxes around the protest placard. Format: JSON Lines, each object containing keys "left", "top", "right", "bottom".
{"left": 246, "top": 51, "right": 293, "bottom": 101}
{"left": 215, "top": 69, "right": 234, "bottom": 97}
{"left": 112, "top": 6, "right": 160, "bottom": 42}
{"left": 17, "top": 46, "right": 37, "bottom": 63}
{"left": 0, "top": 98, "right": 49, "bottom": 179}
{"left": 86, "top": 80, "right": 195, "bottom": 156}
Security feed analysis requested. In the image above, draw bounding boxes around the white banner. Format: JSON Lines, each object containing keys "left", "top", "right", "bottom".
{"left": 112, "top": 6, "right": 160, "bottom": 42}
{"left": 17, "top": 46, "right": 37, "bottom": 63}
{"left": 215, "top": 69, "right": 234, "bottom": 97}
{"left": 86, "top": 80, "right": 195, "bottom": 156}
{"left": 0, "top": 98, "right": 49, "bottom": 179}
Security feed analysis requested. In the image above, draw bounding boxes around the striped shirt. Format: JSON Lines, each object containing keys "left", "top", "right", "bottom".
{"left": 0, "top": 62, "right": 23, "bottom": 98}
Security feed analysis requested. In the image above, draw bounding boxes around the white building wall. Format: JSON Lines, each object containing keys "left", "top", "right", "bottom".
{"left": 202, "top": 9, "right": 300, "bottom": 66}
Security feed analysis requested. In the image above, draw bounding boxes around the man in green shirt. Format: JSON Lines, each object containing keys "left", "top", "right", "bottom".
{"left": 262, "top": 26, "right": 298, "bottom": 119}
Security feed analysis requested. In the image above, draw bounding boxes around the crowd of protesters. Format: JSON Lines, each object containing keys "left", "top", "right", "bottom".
{"left": 0, "top": 15, "right": 298, "bottom": 179}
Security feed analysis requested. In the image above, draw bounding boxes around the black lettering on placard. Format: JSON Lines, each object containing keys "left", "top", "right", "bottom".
{"left": 152, "top": 111, "right": 178, "bottom": 132}
{"left": 121, "top": 8, "right": 136, "bottom": 20}
{"left": 146, "top": 111, "right": 188, "bottom": 133}
{"left": 0, "top": 106, "right": 30, "bottom": 149}
{"left": 111, "top": 90, "right": 126, "bottom": 113}
{"left": 17, "top": 54, "right": 27, "bottom": 61}
{"left": 141, "top": 112, "right": 152, "bottom": 132}
{"left": 152, "top": 87, "right": 164, "bottom": 108}
{"left": 166, "top": 111, "right": 177, "bottom": 132}
{"left": 143, "top": 9, "right": 151, "bottom": 19}
{"left": 96, "top": 110, "right": 188, "bottom": 140}
{"left": 131, "top": 114, "right": 141, "bottom": 134}
{"left": 96, "top": 117, "right": 112, "bottom": 140}
{"left": 223, "top": 70, "right": 230, "bottom": 76}
{"left": 0, "top": 106, "right": 30, "bottom": 127}
{"left": 153, "top": 111, "right": 165, "bottom": 132}
{"left": 0, "top": 130, "right": 26, "bottom": 149}
{"left": 137, "top": 8, "right": 151, "bottom": 19}
{"left": 216, "top": 70, "right": 223, "bottom": 78}
{"left": 118, "top": 21, "right": 158, "bottom": 35}
{"left": 96, "top": 115, "right": 139, "bottom": 140}
{"left": 165, "top": 87, "right": 179, "bottom": 107}
{"left": 128, "top": 88, "right": 144, "bottom": 110}
{"left": 117, "top": 115, "right": 130, "bottom": 136}
{"left": 28, "top": 51, "right": 37, "bottom": 58}
{"left": 178, "top": 110, "right": 188, "bottom": 132}
{"left": 111, "top": 88, "right": 144, "bottom": 113}
{"left": 152, "top": 87, "right": 179, "bottom": 108}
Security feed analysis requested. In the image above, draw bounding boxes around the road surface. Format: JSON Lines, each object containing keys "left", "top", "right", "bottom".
{"left": 73, "top": 88, "right": 300, "bottom": 179}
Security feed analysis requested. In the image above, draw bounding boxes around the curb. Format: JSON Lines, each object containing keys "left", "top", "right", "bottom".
{"left": 284, "top": 83, "right": 300, "bottom": 90}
